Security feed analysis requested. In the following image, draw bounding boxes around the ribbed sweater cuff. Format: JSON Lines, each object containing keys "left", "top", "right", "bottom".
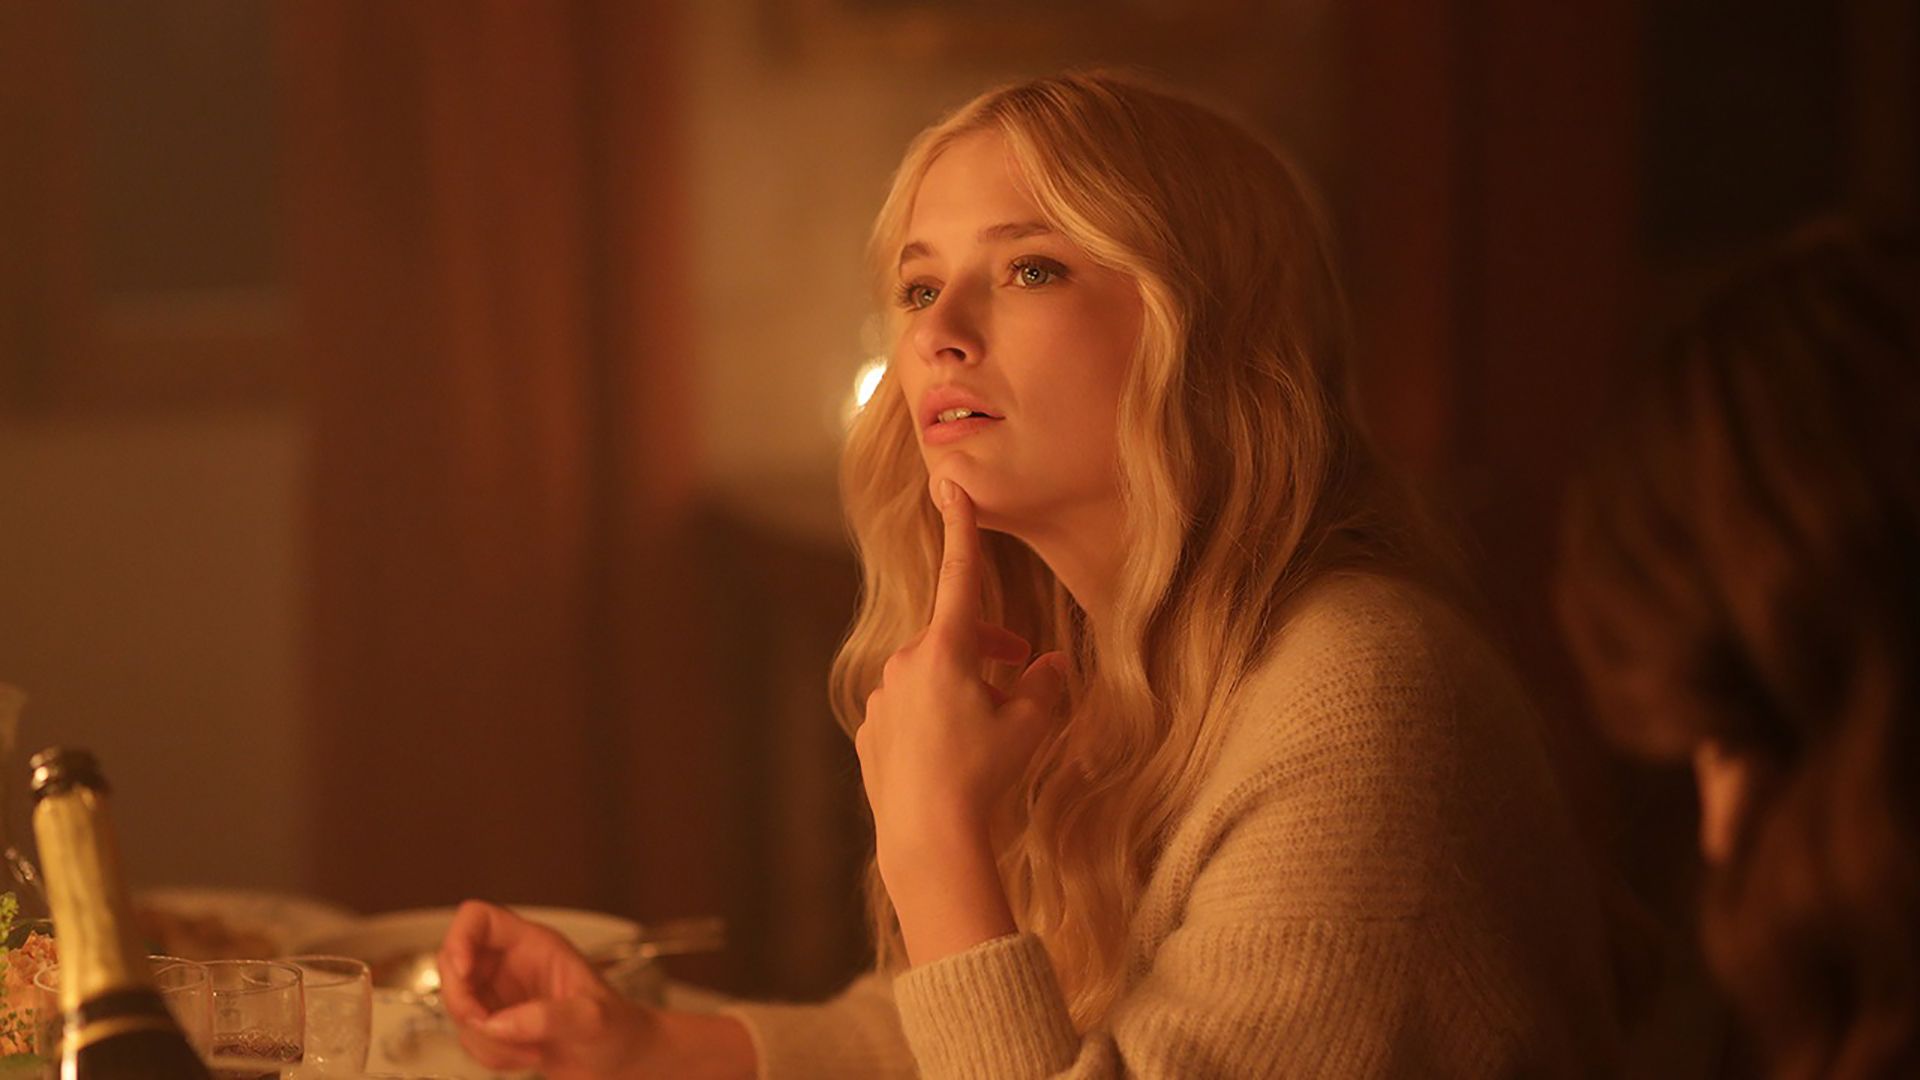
{"left": 720, "top": 999, "right": 906, "bottom": 1080}
{"left": 893, "top": 932, "right": 1079, "bottom": 1079}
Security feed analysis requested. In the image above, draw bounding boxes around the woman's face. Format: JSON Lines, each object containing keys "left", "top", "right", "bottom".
{"left": 890, "top": 131, "right": 1144, "bottom": 538}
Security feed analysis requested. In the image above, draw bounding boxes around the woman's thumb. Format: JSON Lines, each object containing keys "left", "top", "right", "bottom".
{"left": 480, "top": 995, "right": 610, "bottom": 1044}
{"left": 1009, "top": 651, "right": 1071, "bottom": 715}
{"left": 480, "top": 1000, "right": 553, "bottom": 1042}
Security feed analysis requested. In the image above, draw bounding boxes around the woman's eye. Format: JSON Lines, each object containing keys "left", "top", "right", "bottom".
{"left": 1011, "top": 259, "right": 1066, "bottom": 288}
{"left": 897, "top": 282, "right": 939, "bottom": 310}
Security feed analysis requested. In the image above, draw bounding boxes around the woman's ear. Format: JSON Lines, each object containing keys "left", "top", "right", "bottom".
{"left": 1693, "top": 739, "right": 1759, "bottom": 865}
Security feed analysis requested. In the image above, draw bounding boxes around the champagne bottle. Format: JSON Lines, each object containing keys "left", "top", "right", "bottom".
{"left": 30, "top": 747, "right": 210, "bottom": 1078}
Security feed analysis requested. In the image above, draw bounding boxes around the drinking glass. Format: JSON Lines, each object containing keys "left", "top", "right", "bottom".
{"left": 206, "top": 959, "right": 304, "bottom": 1078}
{"left": 153, "top": 955, "right": 214, "bottom": 1054}
{"left": 279, "top": 955, "right": 370, "bottom": 1075}
{"left": 32, "top": 955, "right": 213, "bottom": 1059}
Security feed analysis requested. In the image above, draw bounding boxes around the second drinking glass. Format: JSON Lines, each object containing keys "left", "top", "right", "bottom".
{"left": 205, "top": 959, "right": 304, "bottom": 1078}
{"left": 280, "top": 954, "right": 370, "bottom": 1075}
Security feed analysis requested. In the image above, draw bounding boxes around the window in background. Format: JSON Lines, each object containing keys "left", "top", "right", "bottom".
{"left": 2, "top": 0, "right": 288, "bottom": 411}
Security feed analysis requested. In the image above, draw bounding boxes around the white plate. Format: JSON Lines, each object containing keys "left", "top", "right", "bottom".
{"left": 370, "top": 987, "right": 524, "bottom": 1080}
{"left": 294, "top": 904, "right": 639, "bottom": 961}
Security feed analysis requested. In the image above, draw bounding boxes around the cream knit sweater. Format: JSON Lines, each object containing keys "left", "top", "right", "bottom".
{"left": 725, "top": 573, "right": 1619, "bottom": 1078}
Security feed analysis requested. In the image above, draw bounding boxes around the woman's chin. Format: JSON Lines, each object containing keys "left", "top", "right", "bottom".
{"left": 926, "top": 468, "right": 1036, "bottom": 536}
{"left": 967, "top": 496, "right": 1032, "bottom": 539}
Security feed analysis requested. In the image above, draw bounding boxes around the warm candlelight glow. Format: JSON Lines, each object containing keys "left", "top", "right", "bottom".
{"left": 844, "top": 357, "right": 888, "bottom": 427}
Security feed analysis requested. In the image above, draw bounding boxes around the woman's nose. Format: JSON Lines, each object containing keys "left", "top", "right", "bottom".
{"left": 911, "top": 286, "right": 985, "bottom": 366}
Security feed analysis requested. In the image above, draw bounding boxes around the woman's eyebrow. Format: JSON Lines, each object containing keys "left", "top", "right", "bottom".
{"left": 978, "top": 220, "right": 1054, "bottom": 242}
{"left": 897, "top": 221, "right": 1057, "bottom": 269}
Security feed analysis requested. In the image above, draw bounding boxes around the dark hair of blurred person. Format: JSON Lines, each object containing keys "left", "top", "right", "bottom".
{"left": 1556, "top": 221, "right": 1920, "bottom": 1079}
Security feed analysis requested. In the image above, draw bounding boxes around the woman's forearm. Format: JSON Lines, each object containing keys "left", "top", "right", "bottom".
{"left": 885, "top": 821, "right": 1019, "bottom": 967}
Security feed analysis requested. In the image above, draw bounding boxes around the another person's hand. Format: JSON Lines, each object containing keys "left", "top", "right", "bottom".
{"left": 437, "top": 899, "right": 651, "bottom": 1078}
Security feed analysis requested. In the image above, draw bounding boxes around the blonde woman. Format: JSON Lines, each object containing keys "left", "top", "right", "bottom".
{"left": 437, "top": 71, "right": 1618, "bottom": 1078}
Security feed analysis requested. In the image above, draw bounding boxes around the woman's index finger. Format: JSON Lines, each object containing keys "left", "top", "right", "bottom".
{"left": 931, "top": 479, "right": 983, "bottom": 634}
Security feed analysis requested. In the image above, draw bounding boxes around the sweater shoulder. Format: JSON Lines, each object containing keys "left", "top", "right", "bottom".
{"left": 1159, "top": 572, "right": 1591, "bottom": 928}
{"left": 1169, "top": 573, "right": 1585, "bottom": 913}
{"left": 1207, "top": 571, "right": 1530, "bottom": 793}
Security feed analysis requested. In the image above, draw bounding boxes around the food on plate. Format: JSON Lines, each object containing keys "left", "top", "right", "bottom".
{"left": 0, "top": 894, "right": 54, "bottom": 1059}
{"left": 132, "top": 905, "right": 275, "bottom": 960}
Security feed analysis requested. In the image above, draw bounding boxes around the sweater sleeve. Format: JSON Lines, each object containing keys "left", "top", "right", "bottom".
{"left": 892, "top": 922, "right": 1525, "bottom": 1080}
{"left": 719, "top": 971, "right": 920, "bottom": 1079}
{"left": 888, "top": 748, "right": 1600, "bottom": 1079}
{"left": 742, "top": 577, "right": 1613, "bottom": 1078}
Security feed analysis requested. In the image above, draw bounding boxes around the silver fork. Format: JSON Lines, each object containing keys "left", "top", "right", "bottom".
{"left": 0, "top": 684, "right": 48, "bottom": 915}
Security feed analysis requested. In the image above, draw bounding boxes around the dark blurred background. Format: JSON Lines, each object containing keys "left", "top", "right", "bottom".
{"left": 1, "top": 0, "right": 1913, "bottom": 1010}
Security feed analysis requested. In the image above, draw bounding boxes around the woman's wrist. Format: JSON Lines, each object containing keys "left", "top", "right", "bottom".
{"left": 882, "top": 818, "right": 1018, "bottom": 966}
{"left": 875, "top": 797, "right": 995, "bottom": 880}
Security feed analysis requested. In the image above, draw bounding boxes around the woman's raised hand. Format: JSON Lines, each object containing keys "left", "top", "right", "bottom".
{"left": 437, "top": 899, "right": 652, "bottom": 1077}
{"left": 855, "top": 479, "right": 1070, "bottom": 963}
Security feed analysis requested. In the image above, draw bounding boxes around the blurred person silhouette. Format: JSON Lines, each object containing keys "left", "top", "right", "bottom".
{"left": 1557, "top": 222, "right": 1920, "bottom": 1079}
{"left": 435, "top": 70, "right": 1620, "bottom": 1078}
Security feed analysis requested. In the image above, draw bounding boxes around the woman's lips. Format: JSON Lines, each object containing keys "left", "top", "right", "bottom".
{"left": 921, "top": 415, "right": 1001, "bottom": 446}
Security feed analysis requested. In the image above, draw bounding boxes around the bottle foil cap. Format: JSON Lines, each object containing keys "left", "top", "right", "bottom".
{"left": 30, "top": 747, "right": 108, "bottom": 801}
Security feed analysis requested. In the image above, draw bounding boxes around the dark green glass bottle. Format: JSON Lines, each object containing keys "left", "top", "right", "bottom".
{"left": 31, "top": 748, "right": 210, "bottom": 1078}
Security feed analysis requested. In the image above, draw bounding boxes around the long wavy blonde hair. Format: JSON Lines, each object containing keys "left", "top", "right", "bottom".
{"left": 832, "top": 71, "right": 1434, "bottom": 1028}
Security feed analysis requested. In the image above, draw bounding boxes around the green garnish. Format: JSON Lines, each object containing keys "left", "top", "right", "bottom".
{"left": 0, "top": 892, "right": 43, "bottom": 1062}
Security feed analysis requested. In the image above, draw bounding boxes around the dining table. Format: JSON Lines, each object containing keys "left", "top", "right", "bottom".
{"left": 130, "top": 886, "right": 730, "bottom": 1080}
